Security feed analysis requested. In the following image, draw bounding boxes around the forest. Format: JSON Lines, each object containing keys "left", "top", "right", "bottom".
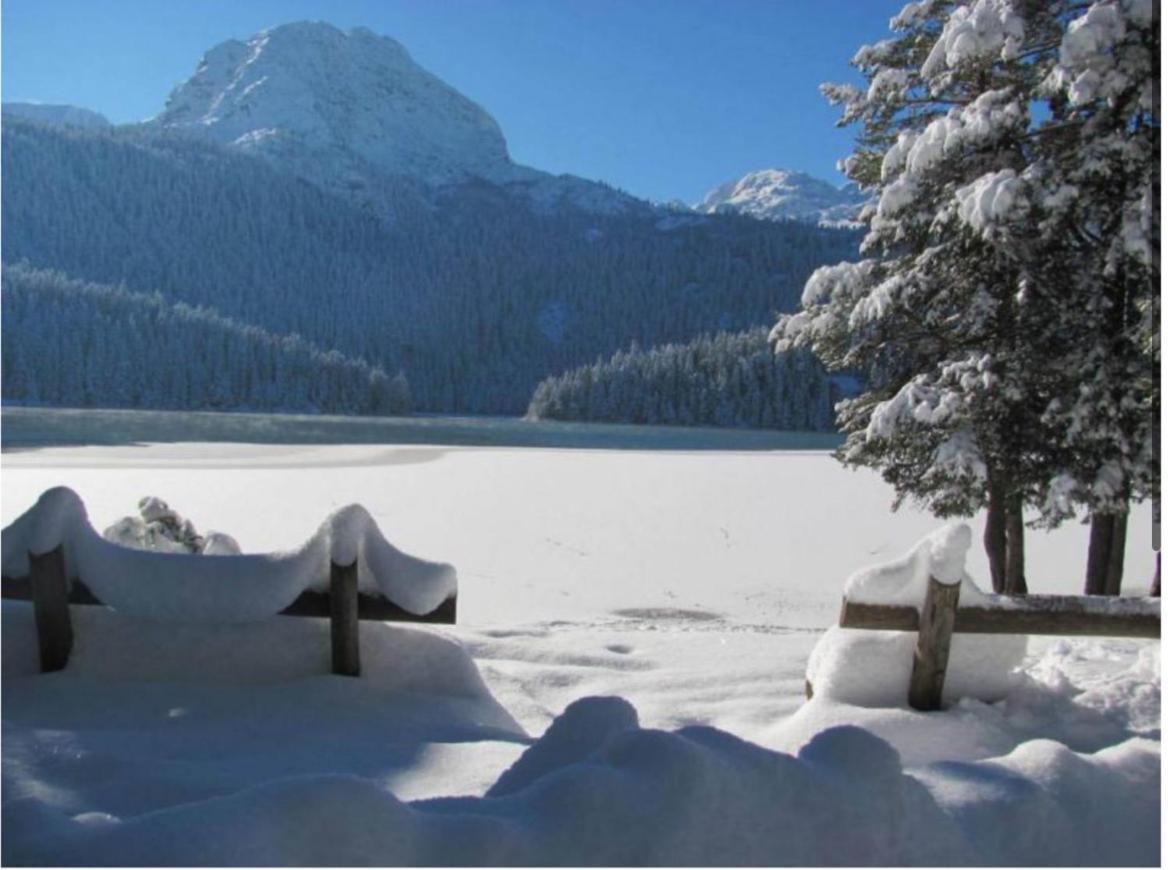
{"left": 1, "top": 118, "right": 857, "bottom": 417}
{"left": 1, "top": 264, "right": 411, "bottom": 415}
{"left": 527, "top": 327, "right": 845, "bottom": 430}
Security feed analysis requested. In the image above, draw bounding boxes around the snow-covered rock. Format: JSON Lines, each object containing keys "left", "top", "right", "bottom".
{"left": 102, "top": 496, "right": 241, "bottom": 556}
{"left": 2, "top": 102, "right": 111, "bottom": 129}
{"left": 150, "top": 22, "right": 641, "bottom": 216}
{"left": 696, "top": 168, "right": 868, "bottom": 226}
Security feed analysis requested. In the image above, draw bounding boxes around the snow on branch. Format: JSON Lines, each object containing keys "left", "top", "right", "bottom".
{"left": 0, "top": 487, "right": 456, "bottom": 623}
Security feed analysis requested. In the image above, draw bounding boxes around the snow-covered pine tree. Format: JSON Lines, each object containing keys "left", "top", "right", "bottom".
{"left": 1027, "top": 0, "right": 1158, "bottom": 594}
{"left": 774, "top": 0, "right": 1155, "bottom": 595}
{"left": 773, "top": 0, "right": 1056, "bottom": 592}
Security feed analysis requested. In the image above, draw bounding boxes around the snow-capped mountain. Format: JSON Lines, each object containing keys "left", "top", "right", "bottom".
{"left": 2, "top": 102, "right": 111, "bottom": 129}
{"left": 696, "top": 169, "right": 867, "bottom": 226}
{"left": 150, "top": 22, "right": 640, "bottom": 216}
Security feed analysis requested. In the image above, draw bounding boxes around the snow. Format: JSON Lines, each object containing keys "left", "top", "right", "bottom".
{"left": 845, "top": 522, "right": 983, "bottom": 603}
{"left": 1, "top": 428, "right": 1160, "bottom": 865}
{"left": 921, "top": 0, "right": 1025, "bottom": 77}
{"left": 956, "top": 168, "right": 1027, "bottom": 236}
{"left": 2, "top": 486, "right": 455, "bottom": 622}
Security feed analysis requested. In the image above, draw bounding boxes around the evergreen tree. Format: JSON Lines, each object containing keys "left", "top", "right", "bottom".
{"left": 772, "top": 0, "right": 1156, "bottom": 595}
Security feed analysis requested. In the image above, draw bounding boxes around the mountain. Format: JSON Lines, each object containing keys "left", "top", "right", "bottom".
{"left": 696, "top": 169, "right": 867, "bottom": 226}
{"left": 149, "top": 22, "right": 642, "bottom": 217}
{"left": 1, "top": 23, "right": 861, "bottom": 418}
{"left": 2, "top": 102, "right": 111, "bottom": 129}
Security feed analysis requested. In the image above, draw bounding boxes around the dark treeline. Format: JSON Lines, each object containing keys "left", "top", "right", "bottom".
{"left": 2, "top": 118, "right": 858, "bottom": 414}
{"left": 527, "top": 327, "right": 844, "bottom": 430}
{"left": 1, "top": 264, "right": 411, "bottom": 415}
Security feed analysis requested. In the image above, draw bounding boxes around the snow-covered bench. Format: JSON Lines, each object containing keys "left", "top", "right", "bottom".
{"left": 1, "top": 487, "right": 458, "bottom": 675}
{"left": 822, "top": 525, "right": 1160, "bottom": 710}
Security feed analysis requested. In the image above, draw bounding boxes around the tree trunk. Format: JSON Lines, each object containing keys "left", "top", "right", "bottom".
{"left": 1152, "top": 551, "right": 1161, "bottom": 597}
{"left": 1004, "top": 490, "right": 1027, "bottom": 595}
{"left": 984, "top": 480, "right": 1007, "bottom": 594}
{"left": 1104, "top": 511, "right": 1128, "bottom": 595}
{"left": 1085, "top": 512, "right": 1113, "bottom": 594}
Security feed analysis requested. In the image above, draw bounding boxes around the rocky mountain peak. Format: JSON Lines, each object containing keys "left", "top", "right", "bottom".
{"left": 153, "top": 21, "right": 511, "bottom": 186}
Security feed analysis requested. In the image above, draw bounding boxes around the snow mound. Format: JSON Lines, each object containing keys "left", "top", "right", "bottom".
{"left": 1, "top": 599, "right": 499, "bottom": 701}
{"left": 844, "top": 521, "right": 986, "bottom": 604}
{"left": 487, "top": 695, "right": 639, "bottom": 797}
{"left": 15, "top": 696, "right": 1158, "bottom": 866}
{"left": 813, "top": 523, "right": 1025, "bottom": 706}
{"left": 807, "top": 625, "right": 1025, "bottom": 706}
{"left": 1, "top": 487, "right": 456, "bottom": 622}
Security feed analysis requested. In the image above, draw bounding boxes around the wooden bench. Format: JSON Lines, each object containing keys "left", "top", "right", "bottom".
{"left": 2, "top": 545, "right": 457, "bottom": 677}
{"left": 834, "top": 576, "right": 1160, "bottom": 711}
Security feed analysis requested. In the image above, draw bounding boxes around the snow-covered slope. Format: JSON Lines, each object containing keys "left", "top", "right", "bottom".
{"left": 2, "top": 102, "right": 111, "bottom": 129}
{"left": 150, "top": 22, "right": 640, "bottom": 215}
{"left": 697, "top": 169, "right": 867, "bottom": 226}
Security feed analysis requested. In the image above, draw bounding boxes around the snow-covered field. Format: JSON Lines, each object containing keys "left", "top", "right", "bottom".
{"left": 1, "top": 417, "right": 1160, "bottom": 865}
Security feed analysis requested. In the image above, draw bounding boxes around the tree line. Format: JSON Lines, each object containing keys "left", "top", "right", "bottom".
{"left": 527, "top": 327, "right": 842, "bottom": 431}
{"left": 1, "top": 264, "right": 411, "bottom": 415}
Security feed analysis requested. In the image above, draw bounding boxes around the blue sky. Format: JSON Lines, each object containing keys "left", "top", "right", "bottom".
{"left": 2, "top": 0, "right": 901, "bottom": 204}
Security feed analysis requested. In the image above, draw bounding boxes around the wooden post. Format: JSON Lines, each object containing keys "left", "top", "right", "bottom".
{"left": 29, "top": 546, "right": 73, "bottom": 673}
{"left": 907, "top": 576, "right": 960, "bottom": 711}
{"left": 330, "top": 559, "right": 360, "bottom": 677}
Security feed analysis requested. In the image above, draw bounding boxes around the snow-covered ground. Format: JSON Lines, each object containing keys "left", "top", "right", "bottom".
{"left": 1, "top": 427, "right": 1160, "bottom": 865}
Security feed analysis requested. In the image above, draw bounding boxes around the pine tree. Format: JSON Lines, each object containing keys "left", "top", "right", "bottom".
{"left": 772, "top": 0, "right": 1156, "bottom": 595}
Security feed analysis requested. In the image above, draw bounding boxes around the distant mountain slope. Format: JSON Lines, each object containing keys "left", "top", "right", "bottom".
{"left": 148, "top": 21, "right": 642, "bottom": 217}
{"left": 1, "top": 264, "right": 410, "bottom": 415}
{"left": 1, "top": 118, "right": 858, "bottom": 414}
{"left": 696, "top": 169, "right": 867, "bottom": 226}
{"left": 2, "top": 102, "right": 111, "bottom": 129}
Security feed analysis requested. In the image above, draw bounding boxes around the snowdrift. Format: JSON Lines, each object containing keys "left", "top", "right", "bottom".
{"left": 11, "top": 696, "right": 1159, "bottom": 866}
{"left": 1, "top": 487, "right": 456, "bottom": 621}
{"left": 808, "top": 524, "right": 1024, "bottom": 705}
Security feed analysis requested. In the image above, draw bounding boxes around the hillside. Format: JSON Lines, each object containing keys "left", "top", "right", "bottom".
{"left": 527, "top": 327, "right": 841, "bottom": 430}
{"left": 1, "top": 264, "right": 410, "bottom": 415}
{"left": 2, "top": 116, "right": 857, "bottom": 414}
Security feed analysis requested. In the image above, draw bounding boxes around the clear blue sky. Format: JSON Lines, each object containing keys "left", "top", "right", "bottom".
{"left": 2, "top": 0, "right": 901, "bottom": 204}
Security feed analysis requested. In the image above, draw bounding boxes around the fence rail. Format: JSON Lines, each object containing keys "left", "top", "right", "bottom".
{"left": 2, "top": 545, "right": 457, "bottom": 676}
{"left": 832, "top": 578, "right": 1160, "bottom": 711}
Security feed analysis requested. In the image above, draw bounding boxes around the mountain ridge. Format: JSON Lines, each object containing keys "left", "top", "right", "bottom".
{"left": 2, "top": 102, "right": 111, "bottom": 129}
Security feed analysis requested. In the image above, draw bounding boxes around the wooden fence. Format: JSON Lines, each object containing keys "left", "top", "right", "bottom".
{"left": 832, "top": 577, "right": 1160, "bottom": 710}
{"left": 1, "top": 545, "right": 457, "bottom": 677}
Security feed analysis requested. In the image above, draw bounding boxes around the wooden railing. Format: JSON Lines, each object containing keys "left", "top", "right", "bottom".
{"left": 2, "top": 545, "right": 456, "bottom": 677}
{"left": 834, "top": 577, "right": 1160, "bottom": 711}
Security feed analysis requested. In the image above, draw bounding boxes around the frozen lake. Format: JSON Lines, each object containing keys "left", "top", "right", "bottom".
{"left": 1, "top": 406, "right": 844, "bottom": 452}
